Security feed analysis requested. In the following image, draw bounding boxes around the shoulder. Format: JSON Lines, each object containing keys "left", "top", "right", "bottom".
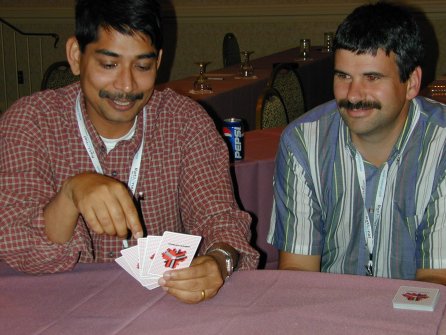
{"left": 281, "top": 99, "right": 340, "bottom": 145}
{"left": 1, "top": 83, "right": 79, "bottom": 130}
{"left": 149, "top": 88, "right": 216, "bottom": 129}
{"left": 151, "top": 88, "right": 207, "bottom": 118}
{"left": 414, "top": 96, "right": 446, "bottom": 127}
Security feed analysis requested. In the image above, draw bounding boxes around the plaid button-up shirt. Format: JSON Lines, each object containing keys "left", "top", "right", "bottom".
{"left": 0, "top": 83, "right": 259, "bottom": 273}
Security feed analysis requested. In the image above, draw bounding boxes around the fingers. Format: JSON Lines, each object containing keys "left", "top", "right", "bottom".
{"left": 68, "top": 173, "right": 143, "bottom": 239}
{"left": 159, "top": 256, "right": 224, "bottom": 304}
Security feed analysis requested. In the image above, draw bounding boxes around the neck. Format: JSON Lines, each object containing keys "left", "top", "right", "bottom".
{"left": 352, "top": 137, "right": 393, "bottom": 167}
{"left": 351, "top": 103, "right": 411, "bottom": 167}
{"left": 96, "top": 120, "right": 136, "bottom": 139}
{"left": 351, "top": 120, "right": 405, "bottom": 167}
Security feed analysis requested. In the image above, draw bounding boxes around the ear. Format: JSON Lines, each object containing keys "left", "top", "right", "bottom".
{"left": 66, "top": 36, "right": 82, "bottom": 76}
{"left": 406, "top": 66, "right": 422, "bottom": 100}
{"left": 156, "top": 49, "right": 163, "bottom": 70}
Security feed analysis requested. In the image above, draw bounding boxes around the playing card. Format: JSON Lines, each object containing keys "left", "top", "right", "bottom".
{"left": 115, "top": 256, "right": 141, "bottom": 282}
{"left": 137, "top": 237, "right": 148, "bottom": 278}
{"left": 147, "top": 231, "right": 202, "bottom": 277}
{"left": 120, "top": 245, "right": 141, "bottom": 282}
{"left": 392, "top": 286, "right": 440, "bottom": 311}
{"left": 116, "top": 231, "right": 202, "bottom": 290}
{"left": 140, "top": 235, "right": 162, "bottom": 278}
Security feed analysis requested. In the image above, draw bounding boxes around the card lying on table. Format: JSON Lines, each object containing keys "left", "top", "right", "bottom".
{"left": 115, "top": 231, "right": 202, "bottom": 290}
{"left": 392, "top": 286, "right": 440, "bottom": 311}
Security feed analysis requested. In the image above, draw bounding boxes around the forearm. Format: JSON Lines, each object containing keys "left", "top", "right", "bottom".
{"left": 416, "top": 269, "right": 446, "bottom": 285}
{"left": 44, "top": 179, "right": 80, "bottom": 244}
{"left": 181, "top": 121, "right": 259, "bottom": 269}
{"left": 0, "top": 205, "right": 82, "bottom": 274}
{"left": 279, "top": 251, "right": 321, "bottom": 272}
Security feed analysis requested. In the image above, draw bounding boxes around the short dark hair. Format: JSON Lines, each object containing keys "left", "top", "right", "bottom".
{"left": 75, "top": 0, "right": 163, "bottom": 53}
{"left": 333, "top": 1, "right": 424, "bottom": 82}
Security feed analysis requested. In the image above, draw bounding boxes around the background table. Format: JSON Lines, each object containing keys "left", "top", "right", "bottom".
{"left": 2, "top": 262, "right": 445, "bottom": 335}
{"left": 157, "top": 47, "right": 334, "bottom": 130}
{"left": 420, "top": 77, "right": 446, "bottom": 104}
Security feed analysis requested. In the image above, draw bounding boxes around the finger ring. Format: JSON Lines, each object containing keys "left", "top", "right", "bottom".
{"left": 200, "top": 289, "right": 206, "bottom": 301}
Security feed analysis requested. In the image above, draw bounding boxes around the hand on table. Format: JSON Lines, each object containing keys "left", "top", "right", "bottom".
{"left": 158, "top": 255, "right": 224, "bottom": 304}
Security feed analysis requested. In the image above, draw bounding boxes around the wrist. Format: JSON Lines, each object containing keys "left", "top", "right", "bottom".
{"left": 207, "top": 250, "right": 230, "bottom": 279}
{"left": 206, "top": 244, "right": 239, "bottom": 280}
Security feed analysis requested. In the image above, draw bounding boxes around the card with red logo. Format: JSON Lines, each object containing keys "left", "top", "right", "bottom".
{"left": 147, "top": 231, "right": 202, "bottom": 277}
{"left": 392, "top": 286, "right": 440, "bottom": 311}
{"left": 115, "top": 231, "right": 201, "bottom": 290}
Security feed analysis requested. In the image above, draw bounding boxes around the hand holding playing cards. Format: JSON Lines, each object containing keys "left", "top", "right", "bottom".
{"left": 116, "top": 231, "right": 227, "bottom": 304}
{"left": 45, "top": 172, "right": 143, "bottom": 243}
{"left": 159, "top": 255, "right": 224, "bottom": 304}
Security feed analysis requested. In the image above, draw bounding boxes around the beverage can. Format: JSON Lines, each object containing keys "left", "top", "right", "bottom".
{"left": 223, "top": 118, "right": 244, "bottom": 160}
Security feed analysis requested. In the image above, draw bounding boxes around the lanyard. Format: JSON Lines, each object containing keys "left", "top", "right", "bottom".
{"left": 354, "top": 103, "right": 420, "bottom": 276}
{"left": 355, "top": 153, "right": 388, "bottom": 276}
{"left": 75, "top": 93, "right": 146, "bottom": 195}
{"left": 75, "top": 93, "right": 146, "bottom": 247}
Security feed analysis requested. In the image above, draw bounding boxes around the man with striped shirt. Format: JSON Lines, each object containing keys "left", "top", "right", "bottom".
{"left": 268, "top": 2, "right": 446, "bottom": 284}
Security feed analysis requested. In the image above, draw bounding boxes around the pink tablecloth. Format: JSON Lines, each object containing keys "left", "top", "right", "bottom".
{"left": 2, "top": 262, "right": 445, "bottom": 335}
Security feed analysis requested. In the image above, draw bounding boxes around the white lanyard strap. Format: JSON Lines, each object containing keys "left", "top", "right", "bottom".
{"left": 354, "top": 103, "right": 420, "bottom": 276}
{"left": 75, "top": 93, "right": 146, "bottom": 195}
{"left": 355, "top": 153, "right": 388, "bottom": 276}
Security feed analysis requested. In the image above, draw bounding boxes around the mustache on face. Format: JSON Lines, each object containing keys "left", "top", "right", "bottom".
{"left": 338, "top": 99, "right": 382, "bottom": 110}
{"left": 99, "top": 90, "right": 144, "bottom": 101}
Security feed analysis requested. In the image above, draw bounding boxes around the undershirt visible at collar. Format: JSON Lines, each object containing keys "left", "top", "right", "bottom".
{"left": 100, "top": 116, "right": 138, "bottom": 154}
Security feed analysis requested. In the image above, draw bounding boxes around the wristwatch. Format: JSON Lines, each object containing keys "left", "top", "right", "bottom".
{"left": 207, "top": 247, "right": 235, "bottom": 279}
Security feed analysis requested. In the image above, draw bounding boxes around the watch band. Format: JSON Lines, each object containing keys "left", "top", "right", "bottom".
{"left": 207, "top": 247, "right": 234, "bottom": 279}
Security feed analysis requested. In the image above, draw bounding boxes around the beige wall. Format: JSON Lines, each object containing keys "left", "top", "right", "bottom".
{"left": 1, "top": 0, "right": 445, "bottom": 110}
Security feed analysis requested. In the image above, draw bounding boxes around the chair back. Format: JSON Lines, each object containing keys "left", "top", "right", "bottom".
{"left": 223, "top": 33, "right": 241, "bottom": 67}
{"left": 256, "top": 87, "right": 289, "bottom": 129}
{"left": 41, "top": 61, "right": 79, "bottom": 90}
{"left": 270, "top": 63, "right": 306, "bottom": 122}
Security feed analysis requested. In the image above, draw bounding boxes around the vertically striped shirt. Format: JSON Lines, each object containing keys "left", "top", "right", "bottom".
{"left": 268, "top": 97, "right": 446, "bottom": 279}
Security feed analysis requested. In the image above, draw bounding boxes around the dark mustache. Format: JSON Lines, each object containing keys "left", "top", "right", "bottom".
{"left": 99, "top": 90, "right": 144, "bottom": 101}
{"left": 338, "top": 99, "right": 382, "bottom": 110}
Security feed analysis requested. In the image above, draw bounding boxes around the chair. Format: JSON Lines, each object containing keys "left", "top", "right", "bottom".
{"left": 269, "top": 63, "right": 306, "bottom": 122}
{"left": 223, "top": 33, "right": 241, "bottom": 67}
{"left": 255, "top": 87, "right": 289, "bottom": 129}
{"left": 41, "top": 61, "right": 79, "bottom": 90}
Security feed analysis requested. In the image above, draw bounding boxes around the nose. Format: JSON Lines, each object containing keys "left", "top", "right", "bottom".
{"left": 113, "top": 66, "right": 134, "bottom": 93}
{"left": 346, "top": 79, "right": 364, "bottom": 104}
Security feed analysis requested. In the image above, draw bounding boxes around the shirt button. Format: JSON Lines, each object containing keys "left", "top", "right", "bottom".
{"left": 108, "top": 251, "right": 114, "bottom": 257}
{"left": 111, "top": 171, "right": 117, "bottom": 177}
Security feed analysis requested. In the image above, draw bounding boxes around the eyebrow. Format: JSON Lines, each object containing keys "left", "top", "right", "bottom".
{"left": 333, "top": 69, "right": 348, "bottom": 75}
{"left": 363, "top": 71, "right": 384, "bottom": 77}
{"left": 95, "top": 49, "right": 158, "bottom": 59}
{"left": 333, "top": 69, "right": 384, "bottom": 77}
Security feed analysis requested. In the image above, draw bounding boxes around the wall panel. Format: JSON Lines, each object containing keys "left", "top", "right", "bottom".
{"left": 0, "top": 1, "right": 445, "bottom": 110}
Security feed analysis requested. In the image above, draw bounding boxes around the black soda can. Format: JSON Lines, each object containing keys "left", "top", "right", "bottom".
{"left": 223, "top": 118, "right": 244, "bottom": 160}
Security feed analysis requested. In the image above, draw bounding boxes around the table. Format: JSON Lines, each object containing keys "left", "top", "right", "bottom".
{"left": 232, "top": 127, "right": 282, "bottom": 269}
{"left": 2, "top": 262, "right": 445, "bottom": 335}
{"left": 157, "top": 47, "right": 334, "bottom": 130}
{"left": 420, "top": 77, "right": 446, "bottom": 104}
